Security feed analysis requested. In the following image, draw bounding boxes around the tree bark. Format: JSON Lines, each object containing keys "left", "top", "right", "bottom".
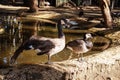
{"left": 111, "top": 0, "right": 115, "bottom": 9}
{"left": 23, "top": 0, "right": 38, "bottom": 12}
{"left": 99, "top": 0, "right": 113, "bottom": 28}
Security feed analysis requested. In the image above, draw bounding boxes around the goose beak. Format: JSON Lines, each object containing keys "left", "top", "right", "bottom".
{"left": 62, "top": 24, "right": 70, "bottom": 29}
{"left": 91, "top": 36, "right": 93, "bottom": 39}
{"left": 90, "top": 37, "right": 94, "bottom": 42}
{"left": 60, "top": 19, "right": 70, "bottom": 29}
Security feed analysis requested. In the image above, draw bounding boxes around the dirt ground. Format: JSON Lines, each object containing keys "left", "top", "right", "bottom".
{"left": 0, "top": 4, "right": 120, "bottom": 80}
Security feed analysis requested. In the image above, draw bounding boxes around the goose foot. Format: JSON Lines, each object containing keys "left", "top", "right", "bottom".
{"left": 68, "top": 52, "right": 73, "bottom": 60}
{"left": 45, "top": 61, "right": 53, "bottom": 65}
{"left": 77, "top": 57, "right": 85, "bottom": 62}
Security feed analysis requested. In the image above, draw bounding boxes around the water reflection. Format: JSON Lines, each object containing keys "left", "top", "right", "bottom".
{"left": 0, "top": 15, "right": 94, "bottom": 66}
{"left": 0, "top": 15, "right": 21, "bottom": 65}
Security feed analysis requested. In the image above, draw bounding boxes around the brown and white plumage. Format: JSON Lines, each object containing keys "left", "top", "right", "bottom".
{"left": 10, "top": 19, "right": 66, "bottom": 64}
{"left": 66, "top": 33, "right": 93, "bottom": 61}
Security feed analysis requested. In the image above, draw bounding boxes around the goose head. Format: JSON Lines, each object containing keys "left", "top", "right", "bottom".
{"left": 58, "top": 18, "right": 70, "bottom": 29}
{"left": 57, "top": 18, "right": 67, "bottom": 38}
{"left": 84, "top": 33, "right": 93, "bottom": 40}
{"left": 59, "top": 18, "right": 79, "bottom": 29}
{"left": 84, "top": 33, "right": 93, "bottom": 50}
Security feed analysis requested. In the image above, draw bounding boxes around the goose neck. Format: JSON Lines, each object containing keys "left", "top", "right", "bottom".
{"left": 57, "top": 22, "right": 64, "bottom": 38}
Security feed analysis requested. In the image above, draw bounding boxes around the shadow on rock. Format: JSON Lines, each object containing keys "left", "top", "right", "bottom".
{"left": 0, "top": 64, "right": 66, "bottom": 80}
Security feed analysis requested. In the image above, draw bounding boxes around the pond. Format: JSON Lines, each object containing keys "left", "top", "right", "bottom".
{"left": 0, "top": 15, "right": 101, "bottom": 66}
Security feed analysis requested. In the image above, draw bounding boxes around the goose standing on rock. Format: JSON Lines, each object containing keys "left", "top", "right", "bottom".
{"left": 10, "top": 19, "right": 66, "bottom": 64}
{"left": 66, "top": 33, "right": 93, "bottom": 61}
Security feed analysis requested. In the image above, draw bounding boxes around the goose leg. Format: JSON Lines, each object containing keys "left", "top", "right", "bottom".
{"left": 77, "top": 53, "right": 83, "bottom": 62}
{"left": 68, "top": 52, "right": 73, "bottom": 60}
{"left": 45, "top": 54, "right": 52, "bottom": 64}
{"left": 77, "top": 54, "right": 81, "bottom": 61}
{"left": 80, "top": 53, "right": 84, "bottom": 61}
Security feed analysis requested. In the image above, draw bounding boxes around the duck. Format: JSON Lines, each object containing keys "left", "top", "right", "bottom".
{"left": 66, "top": 33, "right": 93, "bottom": 61}
{"left": 10, "top": 18, "right": 66, "bottom": 64}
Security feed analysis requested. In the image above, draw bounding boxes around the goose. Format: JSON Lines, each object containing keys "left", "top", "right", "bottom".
{"left": 66, "top": 33, "right": 93, "bottom": 61}
{"left": 10, "top": 18, "right": 66, "bottom": 64}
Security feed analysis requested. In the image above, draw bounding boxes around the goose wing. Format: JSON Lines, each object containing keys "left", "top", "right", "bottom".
{"left": 67, "top": 39, "right": 84, "bottom": 47}
{"left": 66, "top": 39, "right": 85, "bottom": 51}
{"left": 10, "top": 38, "right": 55, "bottom": 64}
{"left": 27, "top": 39, "right": 55, "bottom": 55}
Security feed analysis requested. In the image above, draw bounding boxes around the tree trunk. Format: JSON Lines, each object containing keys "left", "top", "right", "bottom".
{"left": 23, "top": 0, "right": 38, "bottom": 12}
{"left": 99, "top": 0, "right": 113, "bottom": 28}
{"left": 111, "top": 0, "right": 115, "bottom": 9}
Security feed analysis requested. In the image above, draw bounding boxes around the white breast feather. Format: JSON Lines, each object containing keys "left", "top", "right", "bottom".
{"left": 48, "top": 38, "right": 65, "bottom": 56}
{"left": 31, "top": 35, "right": 65, "bottom": 56}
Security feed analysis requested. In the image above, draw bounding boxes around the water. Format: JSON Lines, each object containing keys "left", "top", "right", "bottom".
{"left": 0, "top": 15, "right": 97, "bottom": 66}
